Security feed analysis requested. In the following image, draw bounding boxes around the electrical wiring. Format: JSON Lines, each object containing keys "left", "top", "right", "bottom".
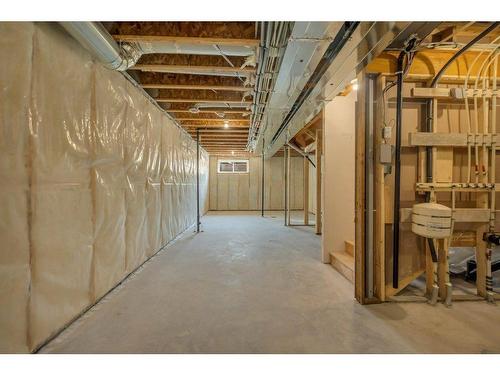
{"left": 381, "top": 38, "right": 418, "bottom": 134}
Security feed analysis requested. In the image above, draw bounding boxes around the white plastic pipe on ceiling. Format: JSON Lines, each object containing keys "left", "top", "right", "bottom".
{"left": 60, "top": 22, "right": 257, "bottom": 73}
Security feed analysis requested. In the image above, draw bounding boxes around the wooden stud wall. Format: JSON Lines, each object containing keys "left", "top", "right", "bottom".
{"left": 209, "top": 156, "right": 304, "bottom": 211}
{"left": 357, "top": 72, "right": 500, "bottom": 302}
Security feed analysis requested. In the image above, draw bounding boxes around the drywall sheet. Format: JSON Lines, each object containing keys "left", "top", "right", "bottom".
{"left": 209, "top": 156, "right": 304, "bottom": 211}
{"left": 0, "top": 22, "right": 209, "bottom": 352}
{"left": 0, "top": 22, "right": 33, "bottom": 354}
{"left": 322, "top": 92, "right": 356, "bottom": 254}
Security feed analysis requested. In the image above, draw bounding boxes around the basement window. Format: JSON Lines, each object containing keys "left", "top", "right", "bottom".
{"left": 217, "top": 159, "right": 249, "bottom": 174}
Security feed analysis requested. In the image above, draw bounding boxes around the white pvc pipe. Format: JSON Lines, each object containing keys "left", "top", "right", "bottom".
{"left": 60, "top": 22, "right": 141, "bottom": 71}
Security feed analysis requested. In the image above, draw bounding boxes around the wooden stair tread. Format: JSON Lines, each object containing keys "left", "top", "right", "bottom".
{"left": 330, "top": 250, "right": 354, "bottom": 283}
{"left": 344, "top": 240, "right": 354, "bottom": 256}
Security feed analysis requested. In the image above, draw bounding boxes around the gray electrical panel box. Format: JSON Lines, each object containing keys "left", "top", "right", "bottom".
{"left": 379, "top": 143, "right": 392, "bottom": 164}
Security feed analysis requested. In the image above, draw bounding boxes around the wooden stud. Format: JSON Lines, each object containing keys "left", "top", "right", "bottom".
{"left": 168, "top": 109, "right": 251, "bottom": 115}
{"left": 374, "top": 75, "right": 386, "bottom": 302}
{"left": 113, "top": 34, "right": 260, "bottom": 47}
{"left": 131, "top": 64, "right": 256, "bottom": 76}
{"left": 158, "top": 98, "right": 252, "bottom": 104}
{"left": 286, "top": 146, "right": 292, "bottom": 226}
{"left": 176, "top": 118, "right": 250, "bottom": 122}
{"left": 303, "top": 156, "right": 310, "bottom": 225}
{"left": 354, "top": 73, "right": 366, "bottom": 303}
{"left": 315, "top": 128, "right": 323, "bottom": 236}
{"left": 142, "top": 84, "right": 250, "bottom": 91}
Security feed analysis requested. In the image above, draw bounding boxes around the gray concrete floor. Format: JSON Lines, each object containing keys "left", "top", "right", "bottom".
{"left": 40, "top": 211, "right": 500, "bottom": 353}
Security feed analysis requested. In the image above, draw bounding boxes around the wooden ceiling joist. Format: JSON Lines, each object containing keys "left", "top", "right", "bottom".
{"left": 142, "top": 84, "right": 249, "bottom": 91}
{"left": 188, "top": 129, "right": 248, "bottom": 135}
{"left": 113, "top": 35, "right": 259, "bottom": 47}
{"left": 199, "top": 134, "right": 248, "bottom": 138}
{"left": 168, "top": 109, "right": 251, "bottom": 115}
{"left": 109, "top": 22, "right": 260, "bottom": 144}
{"left": 201, "top": 143, "right": 247, "bottom": 147}
{"left": 157, "top": 98, "right": 252, "bottom": 104}
{"left": 131, "top": 64, "right": 256, "bottom": 76}
{"left": 175, "top": 118, "right": 250, "bottom": 122}
{"left": 183, "top": 124, "right": 250, "bottom": 129}
{"left": 367, "top": 50, "right": 500, "bottom": 82}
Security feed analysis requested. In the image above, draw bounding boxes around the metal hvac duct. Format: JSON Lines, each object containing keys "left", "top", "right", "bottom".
{"left": 60, "top": 22, "right": 142, "bottom": 71}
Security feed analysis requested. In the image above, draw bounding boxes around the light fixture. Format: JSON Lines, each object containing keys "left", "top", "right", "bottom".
{"left": 224, "top": 121, "right": 229, "bottom": 129}
{"left": 231, "top": 150, "right": 235, "bottom": 155}
{"left": 351, "top": 78, "right": 358, "bottom": 91}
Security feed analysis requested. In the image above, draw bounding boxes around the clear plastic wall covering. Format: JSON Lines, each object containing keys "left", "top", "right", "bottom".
{"left": 0, "top": 22, "right": 209, "bottom": 353}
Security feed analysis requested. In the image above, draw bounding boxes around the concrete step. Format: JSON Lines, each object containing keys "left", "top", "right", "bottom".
{"left": 344, "top": 240, "right": 354, "bottom": 256}
{"left": 330, "top": 251, "right": 354, "bottom": 283}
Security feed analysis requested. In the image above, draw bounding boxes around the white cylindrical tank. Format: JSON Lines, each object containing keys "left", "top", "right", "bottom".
{"left": 411, "top": 202, "right": 452, "bottom": 239}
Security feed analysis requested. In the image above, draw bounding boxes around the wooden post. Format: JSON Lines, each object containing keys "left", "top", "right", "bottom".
{"left": 286, "top": 145, "right": 292, "bottom": 226}
{"left": 283, "top": 146, "right": 288, "bottom": 226}
{"left": 374, "top": 75, "right": 386, "bottom": 301}
{"left": 315, "top": 129, "right": 323, "bottom": 235}
{"left": 354, "top": 73, "right": 366, "bottom": 303}
{"left": 303, "top": 156, "right": 309, "bottom": 225}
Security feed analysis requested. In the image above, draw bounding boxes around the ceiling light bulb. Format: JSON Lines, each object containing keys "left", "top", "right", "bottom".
{"left": 224, "top": 122, "right": 229, "bottom": 128}
{"left": 352, "top": 83, "right": 359, "bottom": 91}
{"left": 231, "top": 151, "right": 235, "bottom": 155}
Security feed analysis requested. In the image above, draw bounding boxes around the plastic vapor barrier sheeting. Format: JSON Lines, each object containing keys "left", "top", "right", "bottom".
{"left": 0, "top": 22, "right": 209, "bottom": 353}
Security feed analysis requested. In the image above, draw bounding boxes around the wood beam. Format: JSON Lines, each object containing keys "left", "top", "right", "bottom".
{"left": 188, "top": 129, "right": 248, "bottom": 133}
{"left": 315, "top": 128, "right": 323, "bottom": 236}
{"left": 202, "top": 144, "right": 246, "bottom": 148}
{"left": 158, "top": 98, "right": 252, "bottom": 104}
{"left": 304, "top": 157, "right": 310, "bottom": 225}
{"left": 200, "top": 136, "right": 248, "bottom": 140}
{"left": 200, "top": 139, "right": 247, "bottom": 143}
{"left": 367, "top": 50, "right": 500, "bottom": 82}
{"left": 175, "top": 118, "right": 250, "bottom": 122}
{"left": 142, "top": 84, "right": 250, "bottom": 91}
{"left": 182, "top": 125, "right": 249, "bottom": 129}
{"left": 168, "top": 109, "right": 251, "bottom": 115}
{"left": 131, "top": 64, "right": 256, "bottom": 76}
{"left": 113, "top": 35, "right": 259, "bottom": 47}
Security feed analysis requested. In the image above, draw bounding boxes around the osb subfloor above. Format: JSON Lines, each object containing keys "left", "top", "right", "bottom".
{"left": 107, "top": 21, "right": 259, "bottom": 156}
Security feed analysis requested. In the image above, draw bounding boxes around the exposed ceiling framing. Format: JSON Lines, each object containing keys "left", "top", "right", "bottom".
{"left": 104, "top": 22, "right": 496, "bottom": 158}
{"left": 107, "top": 21, "right": 259, "bottom": 155}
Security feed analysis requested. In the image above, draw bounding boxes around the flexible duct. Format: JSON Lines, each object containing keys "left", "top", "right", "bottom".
{"left": 60, "top": 22, "right": 142, "bottom": 71}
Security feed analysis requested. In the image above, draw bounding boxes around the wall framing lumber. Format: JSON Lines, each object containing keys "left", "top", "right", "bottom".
{"left": 142, "top": 84, "right": 249, "bottom": 91}
{"left": 113, "top": 34, "right": 260, "bottom": 47}
{"left": 316, "top": 128, "right": 323, "bottom": 237}
{"left": 131, "top": 64, "right": 256, "bottom": 75}
{"left": 354, "top": 73, "right": 366, "bottom": 303}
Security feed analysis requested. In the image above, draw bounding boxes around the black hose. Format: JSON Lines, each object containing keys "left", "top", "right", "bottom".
{"left": 392, "top": 51, "right": 405, "bottom": 289}
{"left": 430, "top": 22, "right": 499, "bottom": 89}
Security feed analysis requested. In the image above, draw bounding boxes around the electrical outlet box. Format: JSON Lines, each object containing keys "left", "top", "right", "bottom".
{"left": 380, "top": 143, "right": 392, "bottom": 164}
{"left": 382, "top": 126, "right": 392, "bottom": 141}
